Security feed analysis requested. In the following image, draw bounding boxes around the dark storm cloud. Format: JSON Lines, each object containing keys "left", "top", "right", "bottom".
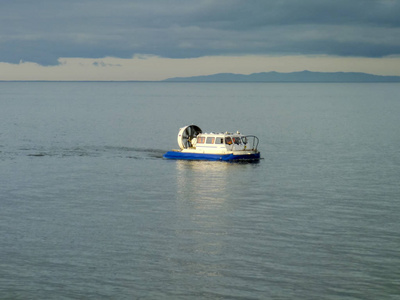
{"left": 1, "top": 0, "right": 400, "bottom": 65}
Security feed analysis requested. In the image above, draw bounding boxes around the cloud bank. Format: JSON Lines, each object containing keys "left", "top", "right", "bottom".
{"left": 1, "top": 0, "right": 400, "bottom": 66}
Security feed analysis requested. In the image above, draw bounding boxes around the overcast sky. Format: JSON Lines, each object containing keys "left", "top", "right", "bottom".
{"left": 1, "top": 0, "right": 400, "bottom": 80}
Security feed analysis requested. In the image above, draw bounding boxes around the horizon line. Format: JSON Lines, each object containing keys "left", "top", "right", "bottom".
{"left": 2, "top": 70, "right": 400, "bottom": 83}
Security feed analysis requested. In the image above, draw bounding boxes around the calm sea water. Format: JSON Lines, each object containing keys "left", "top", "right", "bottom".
{"left": 1, "top": 82, "right": 399, "bottom": 299}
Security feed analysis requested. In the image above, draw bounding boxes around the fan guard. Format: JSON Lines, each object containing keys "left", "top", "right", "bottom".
{"left": 177, "top": 125, "right": 202, "bottom": 149}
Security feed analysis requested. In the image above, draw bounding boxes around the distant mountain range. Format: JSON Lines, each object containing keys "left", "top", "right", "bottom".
{"left": 164, "top": 71, "right": 400, "bottom": 82}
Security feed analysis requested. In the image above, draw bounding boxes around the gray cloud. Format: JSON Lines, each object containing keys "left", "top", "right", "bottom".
{"left": 1, "top": 0, "right": 400, "bottom": 65}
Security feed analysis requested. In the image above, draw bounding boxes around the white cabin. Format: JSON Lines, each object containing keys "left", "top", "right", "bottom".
{"left": 177, "top": 125, "right": 259, "bottom": 155}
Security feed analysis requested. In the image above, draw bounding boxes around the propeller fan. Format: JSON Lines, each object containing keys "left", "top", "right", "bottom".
{"left": 177, "top": 125, "right": 202, "bottom": 149}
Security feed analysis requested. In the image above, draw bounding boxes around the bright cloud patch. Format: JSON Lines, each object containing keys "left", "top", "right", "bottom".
{"left": 1, "top": 55, "right": 400, "bottom": 81}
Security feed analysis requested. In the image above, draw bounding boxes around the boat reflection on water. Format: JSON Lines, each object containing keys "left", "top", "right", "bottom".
{"left": 172, "top": 160, "right": 261, "bottom": 279}
{"left": 175, "top": 159, "right": 260, "bottom": 209}
{"left": 176, "top": 160, "right": 230, "bottom": 206}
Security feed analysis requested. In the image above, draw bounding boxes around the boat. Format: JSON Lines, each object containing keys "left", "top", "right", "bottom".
{"left": 163, "top": 125, "right": 260, "bottom": 161}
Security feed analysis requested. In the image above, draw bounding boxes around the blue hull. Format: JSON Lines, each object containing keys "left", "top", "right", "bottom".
{"left": 163, "top": 151, "right": 260, "bottom": 161}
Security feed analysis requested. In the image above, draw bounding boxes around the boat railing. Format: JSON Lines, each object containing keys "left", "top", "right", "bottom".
{"left": 242, "top": 135, "right": 259, "bottom": 151}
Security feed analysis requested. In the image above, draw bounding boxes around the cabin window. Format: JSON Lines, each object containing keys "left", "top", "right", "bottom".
{"left": 206, "top": 137, "right": 215, "bottom": 144}
{"left": 215, "top": 138, "right": 224, "bottom": 144}
{"left": 232, "top": 137, "right": 242, "bottom": 145}
{"left": 197, "top": 137, "right": 205, "bottom": 144}
{"left": 225, "top": 137, "right": 232, "bottom": 145}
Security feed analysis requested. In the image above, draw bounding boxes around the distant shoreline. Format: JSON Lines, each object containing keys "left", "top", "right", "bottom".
{"left": 164, "top": 71, "right": 400, "bottom": 83}
{"left": 1, "top": 81, "right": 400, "bottom": 83}
{"left": 1, "top": 71, "right": 400, "bottom": 83}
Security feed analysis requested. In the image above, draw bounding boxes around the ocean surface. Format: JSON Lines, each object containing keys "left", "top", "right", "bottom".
{"left": 1, "top": 82, "right": 399, "bottom": 299}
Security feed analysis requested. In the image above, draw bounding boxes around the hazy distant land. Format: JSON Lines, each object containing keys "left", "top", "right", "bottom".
{"left": 164, "top": 71, "right": 400, "bottom": 82}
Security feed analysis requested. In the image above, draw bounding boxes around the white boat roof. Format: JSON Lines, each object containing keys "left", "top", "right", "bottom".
{"left": 197, "top": 131, "right": 242, "bottom": 136}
